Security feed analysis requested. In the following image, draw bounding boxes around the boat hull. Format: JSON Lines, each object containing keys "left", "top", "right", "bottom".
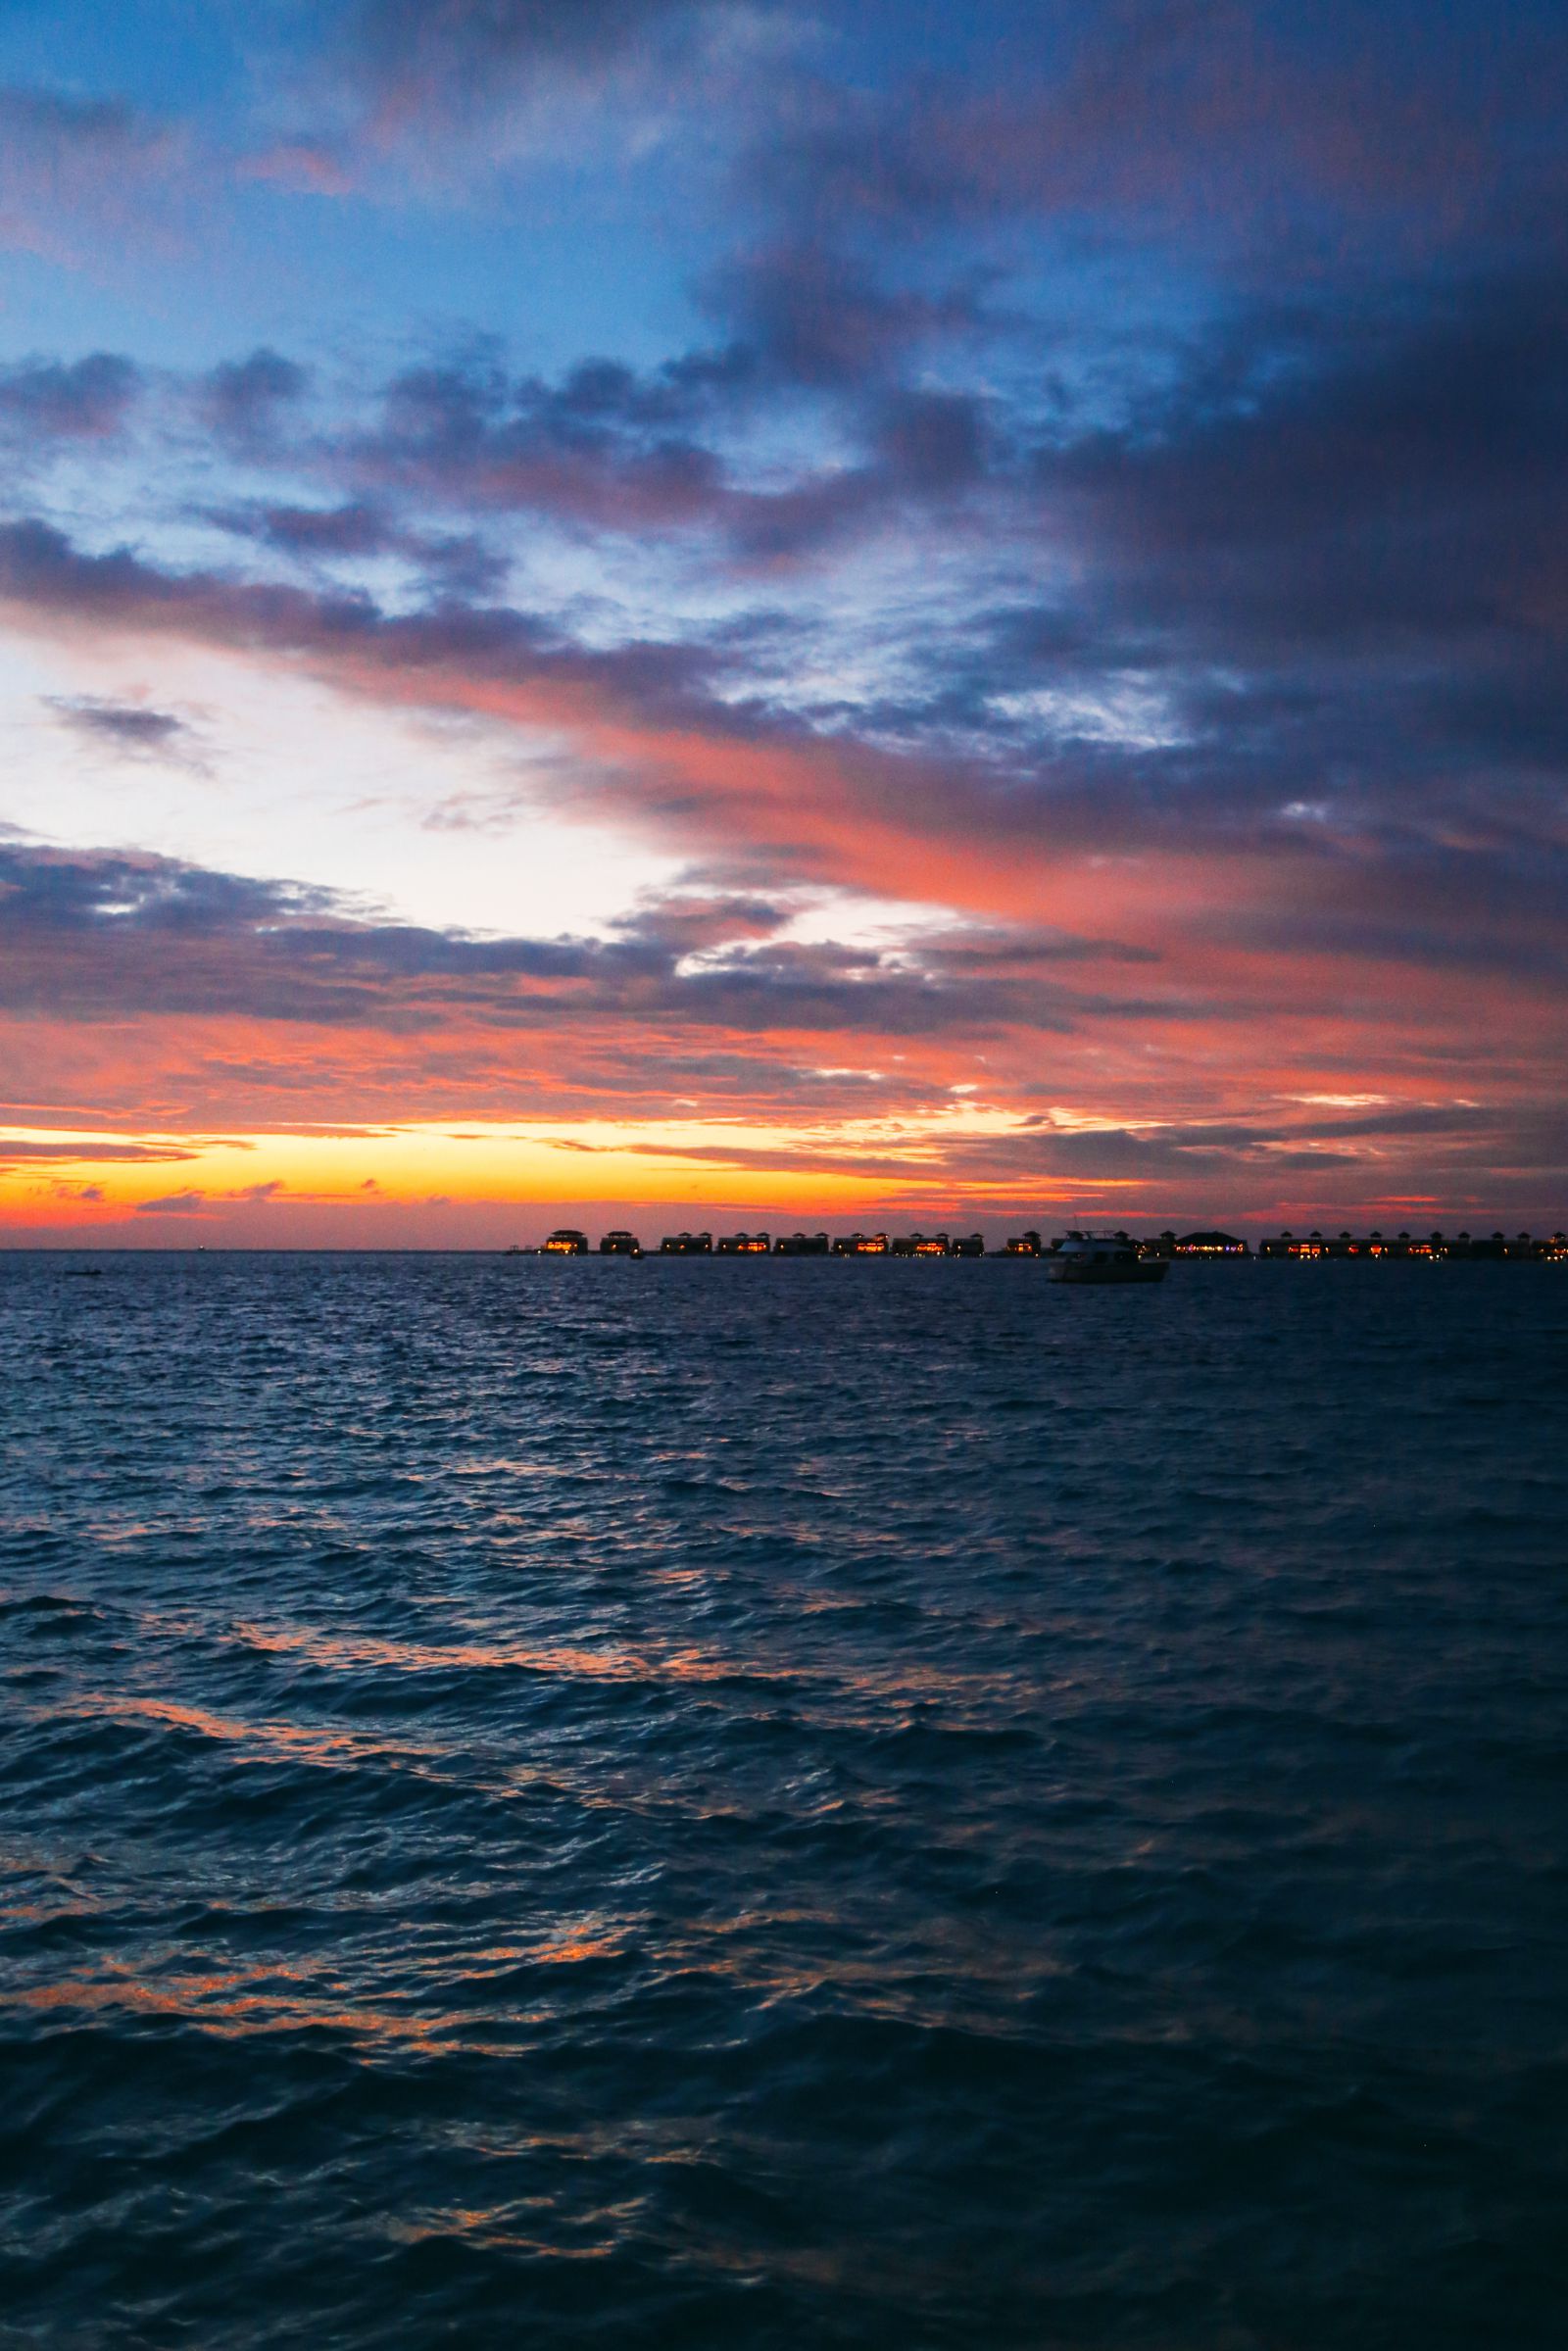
{"left": 1046, "top": 1256, "right": 1168, "bottom": 1284}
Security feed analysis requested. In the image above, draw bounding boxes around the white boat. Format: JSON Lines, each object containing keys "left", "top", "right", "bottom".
{"left": 1046, "top": 1233, "right": 1168, "bottom": 1284}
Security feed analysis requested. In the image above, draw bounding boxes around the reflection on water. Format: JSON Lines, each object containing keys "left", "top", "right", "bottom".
{"left": 2, "top": 1252, "right": 1566, "bottom": 2350}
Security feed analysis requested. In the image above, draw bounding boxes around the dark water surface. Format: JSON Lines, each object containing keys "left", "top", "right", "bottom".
{"left": 2, "top": 1252, "right": 1565, "bottom": 2349}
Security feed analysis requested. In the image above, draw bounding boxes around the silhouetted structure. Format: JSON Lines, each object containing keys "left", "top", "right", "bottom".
{"left": 545, "top": 1221, "right": 1567, "bottom": 1263}
{"left": 1258, "top": 1229, "right": 1568, "bottom": 1261}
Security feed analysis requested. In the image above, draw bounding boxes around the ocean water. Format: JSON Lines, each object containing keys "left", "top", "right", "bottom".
{"left": 1, "top": 1251, "right": 1565, "bottom": 2351}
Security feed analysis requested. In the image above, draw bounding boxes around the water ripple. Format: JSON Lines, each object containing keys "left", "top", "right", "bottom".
{"left": 2, "top": 1252, "right": 1566, "bottom": 2348}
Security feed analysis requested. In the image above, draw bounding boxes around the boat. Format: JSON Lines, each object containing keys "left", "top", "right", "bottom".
{"left": 1046, "top": 1232, "right": 1168, "bottom": 1284}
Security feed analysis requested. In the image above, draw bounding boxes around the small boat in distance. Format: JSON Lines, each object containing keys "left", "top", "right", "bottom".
{"left": 1046, "top": 1232, "right": 1168, "bottom": 1285}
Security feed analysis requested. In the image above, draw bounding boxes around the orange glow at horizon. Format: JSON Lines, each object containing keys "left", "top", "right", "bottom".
{"left": 0, "top": 1108, "right": 1085, "bottom": 1235}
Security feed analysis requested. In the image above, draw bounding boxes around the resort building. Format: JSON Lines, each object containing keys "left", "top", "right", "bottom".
{"left": 1257, "top": 1229, "right": 1568, "bottom": 1260}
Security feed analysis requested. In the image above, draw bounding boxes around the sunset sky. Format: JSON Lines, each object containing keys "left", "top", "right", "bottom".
{"left": 2, "top": 0, "right": 1565, "bottom": 1243}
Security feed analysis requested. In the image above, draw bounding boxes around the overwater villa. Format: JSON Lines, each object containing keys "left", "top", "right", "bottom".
{"left": 517, "top": 1223, "right": 1566, "bottom": 1263}
{"left": 1257, "top": 1230, "right": 1567, "bottom": 1260}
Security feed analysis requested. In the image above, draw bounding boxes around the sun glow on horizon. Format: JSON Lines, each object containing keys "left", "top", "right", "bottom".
{"left": 0, "top": 1105, "right": 1074, "bottom": 1240}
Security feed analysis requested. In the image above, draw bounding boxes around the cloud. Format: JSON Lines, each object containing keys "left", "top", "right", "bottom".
{"left": 357, "top": 0, "right": 708, "bottom": 76}
{"left": 300, "top": 290, "right": 995, "bottom": 559}
{"left": 134, "top": 1190, "right": 208, "bottom": 1214}
{"left": 45, "top": 696, "right": 206, "bottom": 767}
{"left": 0, "top": 353, "right": 140, "bottom": 441}
{"left": 197, "top": 349, "right": 312, "bottom": 448}
{"left": 2, "top": 825, "right": 1559, "bottom": 1217}
{"left": 270, "top": 0, "right": 800, "bottom": 195}
{"left": 0, "top": 836, "right": 1132, "bottom": 1039}
{"left": 704, "top": 243, "right": 989, "bottom": 392}
{"left": 2, "top": 437, "right": 1566, "bottom": 1019}
{"left": 747, "top": 2, "right": 1568, "bottom": 269}
{"left": 354, "top": 350, "right": 731, "bottom": 530}
{"left": 1038, "top": 269, "right": 1568, "bottom": 658}
{"left": 0, "top": 85, "right": 181, "bottom": 263}
{"left": 0, "top": 6, "right": 1563, "bottom": 1229}
{"left": 0, "top": 1139, "right": 204, "bottom": 1165}
{"left": 344, "top": 0, "right": 784, "bottom": 127}
{"left": 204, "top": 497, "right": 510, "bottom": 600}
